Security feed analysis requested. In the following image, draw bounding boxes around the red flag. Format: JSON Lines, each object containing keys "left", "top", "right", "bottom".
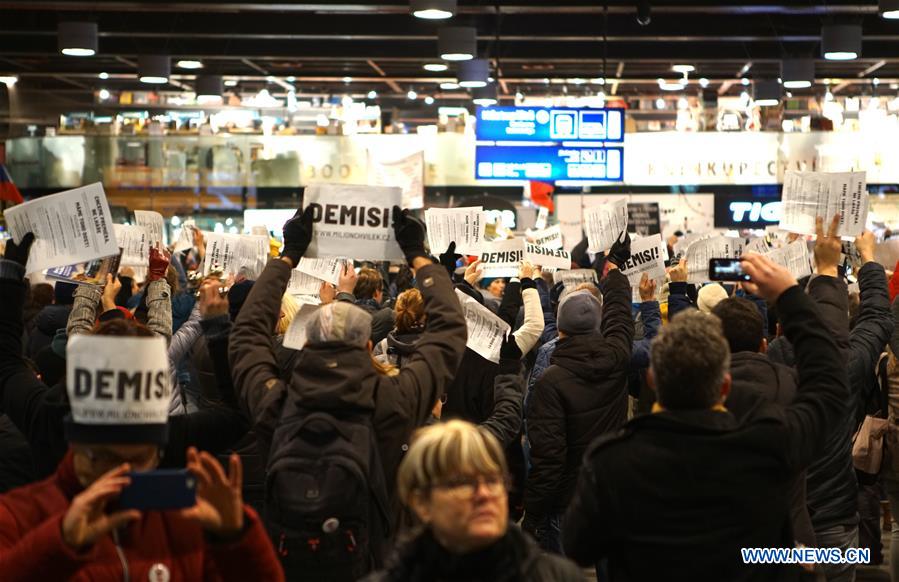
{"left": 529, "top": 181, "right": 554, "bottom": 213}
{"left": 0, "top": 165, "right": 23, "bottom": 205}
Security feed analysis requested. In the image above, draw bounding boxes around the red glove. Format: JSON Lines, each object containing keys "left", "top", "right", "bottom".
{"left": 148, "top": 247, "right": 171, "bottom": 282}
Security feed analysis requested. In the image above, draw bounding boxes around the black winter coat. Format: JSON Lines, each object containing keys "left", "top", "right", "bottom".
{"left": 725, "top": 351, "right": 815, "bottom": 548}
{"left": 562, "top": 285, "right": 849, "bottom": 581}
{"left": 26, "top": 304, "right": 70, "bottom": 358}
{"left": 524, "top": 269, "right": 634, "bottom": 519}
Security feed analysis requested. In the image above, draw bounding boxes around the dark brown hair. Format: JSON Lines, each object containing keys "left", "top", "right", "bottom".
{"left": 94, "top": 318, "right": 154, "bottom": 337}
{"left": 354, "top": 267, "right": 384, "bottom": 300}
{"left": 395, "top": 288, "right": 425, "bottom": 334}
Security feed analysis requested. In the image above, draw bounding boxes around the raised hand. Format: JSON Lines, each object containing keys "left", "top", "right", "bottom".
{"left": 337, "top": 261, "right": 357, "bottom": 295}
{"left": 198, "top": 277, "right": 229, "bottom": 319}
{"left": 668, "top": 257, "right": 687, "bottom": 283}
{"left": 464, "top": 259, "right": 484, "bottom": 287}
{"left": 62, "top": 464, "right": 141, "bottom": 550}
{"left": 180, "top": 447, "right": 244, "bottom": 538}
{"left": 101, "top": 274, "right": 123, "bottom": 311}
{"left": 281, "top": 206, "right": 315, "bottom": 267}
{"left": 3, "top": 232, "right": 34, "bottom": 268}
{"left": 740, "top": 252, "right": 798, "bottom": 302}
{"left": 148, "top": 247, "right": 171, "bottom": 282}
{"left": 392, "top": 206, "right": 429, "bottom": 266}
{"left": 813, "top": 214, "right": 842, "bottom": 277}
{"left": 854, "top": 230, "right": 876, "bottom": 265}
{"left": 638, "top": 273, "right": 657, "bottom": 302}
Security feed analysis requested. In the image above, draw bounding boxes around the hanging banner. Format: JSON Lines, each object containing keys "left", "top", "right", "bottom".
{"left": 367, "top": 149, "right": 425, "bottom": 210}
{"left": 4, "top": 182, "right": 118, "bottom": 275}
{"left": 302, "top": 184, "right": 404, "bottom": 262}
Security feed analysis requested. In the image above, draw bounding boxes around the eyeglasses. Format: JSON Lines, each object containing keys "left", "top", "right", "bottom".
{"left": 82, "top": 447, "right": 162, "bottom": 469}
{"left": 431, "top": 474, "right": 508, "bottom": 500}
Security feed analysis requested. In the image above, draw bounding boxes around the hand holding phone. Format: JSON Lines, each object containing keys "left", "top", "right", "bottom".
{"left": 117, "top": 469, "right": 197, "bottom": 511}
{"left": 708, "top": 258, "right": 750, "bottom": 282}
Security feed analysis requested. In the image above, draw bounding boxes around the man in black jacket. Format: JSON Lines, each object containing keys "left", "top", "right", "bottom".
{"left": 712, "top": 297, "right": 815, "bottom": 551}
{"left": 767, "top": 225, "right": 893, "bottom": 582}
{"left": 562, "top": 246, "right": 849, "bottom": 581}
{"left": 523, "top": 240, "right": 634, "bottom": 553}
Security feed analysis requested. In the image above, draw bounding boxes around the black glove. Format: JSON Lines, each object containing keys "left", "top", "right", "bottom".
{"left": 606, "top": 231, "right": 632, "bottom": 268}
{"left": 3, "top": 232, "right": 34, "bottom": 267}
{"left": 499, "top": 333, "right": 522, "bottom": 367}
{"left": 438, "top": 241, "right": 462, "bottom": 277}
{"left": 281, "top": 206, "right": 315, "bottom": 265}
{"left": 520, "top": 277, "right": 537, "bottom": 291}
{"left": 392, "top": 206, "right": 429, "bottom": 265}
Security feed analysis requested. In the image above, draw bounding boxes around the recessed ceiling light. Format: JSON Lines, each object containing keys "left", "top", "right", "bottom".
{"left": 224, "top": 79, "right": 238, "bottom": 87}
{"left": 411, "top": 0, "right": 456, "bottom": 20}
{"left": 699, "top": 77, "right": 710, "bottom": 88}
{"left": 440, "top": 82, "right": 459, "bottom": 90}
{"left": 425, "top": 96, "right": 435, "bottom": 105}
{"left": 98, "top": 88, "right": 110, "bottom": 100}
{"left": 98, "top": 72, "right": 109, "bottom": 80}
{"left": 286, "top": 76, "right": 295, "bottom": 82}
{"left": 658, "top": 79, "right": 685, "bottom": 91}
{"left": 672, "top": 64, "right": 695, "bottom": 74}
{"left": 655, "top": 98, "right": 666, "bottom": 109}
{"left": 367, "top": 90, "right": 378, "bottom": 99}
{"left": 176, "top": 60, "right": 203, "bottom": 70}
{"left": 424, "top": 63, "right": 449, "bottom": 72}
{"left": 741, "top": 78, "right": 750, "bottom": 86}
{"left": 407, "top": 90, "right": 418, "bottom": 100}
{"left": 342, "top": 76, "right": 352, "bottom": 83}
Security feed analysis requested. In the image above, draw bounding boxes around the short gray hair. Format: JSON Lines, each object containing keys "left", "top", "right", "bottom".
{"left": 650, "top": 310, "right": 730, "bottom": 410}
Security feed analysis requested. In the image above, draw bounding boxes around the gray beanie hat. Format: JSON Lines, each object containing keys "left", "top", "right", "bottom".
{"left": 557, "top": 290, "right": 603, "bottom": 336}
{"left": 306, "top": 301, "right": 373, "bottom": 347}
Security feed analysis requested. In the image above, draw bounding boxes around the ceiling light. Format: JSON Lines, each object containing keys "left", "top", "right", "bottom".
{"left": 425, "top": 96, "right": 435, "bottom": 105}
{"left": 699, "top": 77, "right": 710, "bottom": 88}
{"left": 655, "top": 98, "right": 666, "bottom": 109}
{"left": 672, "top": 64, "right": 695, "bottom": 74}
{"left": 440, "top": 82, "right": 459, "bottom": 90}
{"left": 98, "top": 88, "right": 110, "bottom": 100}
{"left": 224, "top": 79, "right": 238, "bottom": 87}
{"left": 636, "top": 0, "right": 651, "bottom": 26}
{"left": 98, "top": 72, "right": 109, "bottom": 80}
{"left": 195, "top": 75, "right": 223, "bottom": 101}
{"left": 424, "top": 63, "right": 449, "bottom": 72}
{"left": 741, "top": 77, "right": 750, "bottom": 86}
{"left": 341, "top": 95, "right": 354, "bottom": 107}
{"left": 781, "top": 58, "right": 814, "bottom": 89}
{"left": 439, "top": 27, "right": 476, "bottom": 61}
{"left": 677, "top": 97, "right": 689, "bottom": 109}
{"left": 880, "top": 0, "right": 899, "bottom": 19}
{"left": 658, "top": 79, "right": 685, "bottom": 91}
{"left": 58, "top": 22, "right": 98, "bottom": 56}
{"left": 472, "top": 83, "right": 497, "bottom": 106}
{"left": 342, "top": 76, "right": 352, "bottom": 83}
{"left": 367, "top": 90, "right": 378, "bottom": 99}
{"left": 753, "top": 79, "right": 781, "bottom": 107}
{"left": 873, "top": 77, "right": 881, "bottom": 86}
{"left": 0, "top": 76, "right": 17, "bottom": 87}
{"left": 590, "top": 78, "right": 606, "bottom": 85}
{"left": 458, "top": 58, "right": 489, "bottom": 88}
{"left": 411, "top": 0, "right": 456, "bottom": 20}
{"left": 822, "top": 24, "right": 861, "bottom": 61}
{"left": 138, "top": 55, "right": 170, "bottom": 84}
{"left": 407, "top": 90, "right": 418, "bottom": 100}
{"left": 570, "top": 78, "right": 586, "bottom": 85}
{"left": 176, "top": 59, "right": 203, "bottom": 70}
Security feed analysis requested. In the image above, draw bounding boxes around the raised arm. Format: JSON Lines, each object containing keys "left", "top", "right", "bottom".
{"left": 479, "top": 351, "right": 524, "bottom": 447}
{"left": 630, "top": 274, "right": 661, "bottom": 370}
{"left": 849, "top": 232, "right": 894, "bottom": 380}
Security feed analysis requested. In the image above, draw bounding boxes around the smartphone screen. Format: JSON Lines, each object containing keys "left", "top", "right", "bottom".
{"left": 118, "top": 469, "right": 197, "bottom": 511}
{"left": 708, "top": 258, "right": 750, "bottom": 282}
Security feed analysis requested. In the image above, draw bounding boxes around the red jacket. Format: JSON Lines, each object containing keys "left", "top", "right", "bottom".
{"left": 0, "top": 451, "right": 284, "bottom": 582}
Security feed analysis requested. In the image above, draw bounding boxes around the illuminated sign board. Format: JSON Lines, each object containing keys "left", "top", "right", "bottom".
{"left": 475, "top": 107, "right": 625, "bottom": 143}
{"left": 475, "top": 145, "right": 623, "bottom": 181}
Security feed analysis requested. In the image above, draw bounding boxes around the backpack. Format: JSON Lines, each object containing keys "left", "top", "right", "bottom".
{"left": 264, "top": 409, "right": 391, "bottom": 581}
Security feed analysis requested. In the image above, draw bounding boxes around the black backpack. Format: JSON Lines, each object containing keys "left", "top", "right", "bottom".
{"left": 264, "top": 409, "right": 391, "bottom": 581}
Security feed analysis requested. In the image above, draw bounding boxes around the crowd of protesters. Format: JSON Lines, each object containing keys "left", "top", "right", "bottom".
{"left": 1, "top": 204, "right": 898, "bottom": 582}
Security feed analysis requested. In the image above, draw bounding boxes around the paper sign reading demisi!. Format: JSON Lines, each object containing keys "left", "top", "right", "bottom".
{"left": 425, "top": 207, "right": 485, "bottom": 255}
{"left": 523, "top": 242, "right": 572, "bottom": 270}
{"left": 526, "top": 224, "right": 563, "bottom": 250}
{"left": 303, "top": 184, "right": 404, "bottom": 262}
{"left": 455, "top": 289, "right": 510, "bottom": 364}
{"left": 66, "top": 335, "right": 171, "bottom": 425}
{"left": 779, "top": 170, "right": 868, "bottom": 237}
{"left": 4, "top": 182, "right": 119, "bottom": 274}
{"left": 477, "top": 238, "right": 571, "bottom": 277}
{"left": 620, "top": 233, "right": 668, "bottom": 287}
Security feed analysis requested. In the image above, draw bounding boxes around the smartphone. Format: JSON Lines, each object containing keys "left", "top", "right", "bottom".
{"left": 708, "top": 258, "right": 750, "bottom": 282}
{"left": 118, "top": 469, "right": 197, "bottom": 511}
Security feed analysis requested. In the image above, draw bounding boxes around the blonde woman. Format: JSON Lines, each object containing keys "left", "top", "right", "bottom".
{"left": 365, "top": 420, "right": 582, "bottom": 582}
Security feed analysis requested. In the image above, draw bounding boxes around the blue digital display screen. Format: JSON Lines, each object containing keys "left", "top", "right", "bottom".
{"left": 475, "top": 145, "right": 624, "bottom": 181}
{"left": 475, "top": 107, "right": 625, "bottom": 143}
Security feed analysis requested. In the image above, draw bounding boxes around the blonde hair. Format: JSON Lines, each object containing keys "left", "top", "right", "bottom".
{"left": 397, "top": 420, "right": 507, "bottom": 505}
{"left": 395, "top": 288, "right": 426, "bottom": 334}
{"left": 277, "top": 293, "right": 300, "bottom": 336}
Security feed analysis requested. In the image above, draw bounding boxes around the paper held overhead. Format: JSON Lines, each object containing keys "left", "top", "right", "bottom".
{"left": 203, "top": 233, "right": 269, "bottom": 279}
{"left": 454, "top": 288, "right": 511, "bottom": 364}
{"left": 583, "top": 198, "right": 628, "bottom": 253}
{"left": 134, "top": 210, "right": 165, "bottom": 249}
{"left": 3, "top": 182, "right": 119, "bottom": 274}
{"left": 686, "top": 236, "right": 745, "bottom": 284}
{"left": 779, "top": 170, "right": 868, "bottom": 237}
{"left": 425, "top": 206, "right": 485, "bottom": 255}
{"left": 619, "top": 233, "right": 668, "bottom": 287}
{"left": 476, "top": 238, "right": 572, "bottom": 277}
{"left": 113, "top": 223, "right": 150, "bottom": 267}
{"left": 302, "top": 184, "right": 405, "bottom": 262}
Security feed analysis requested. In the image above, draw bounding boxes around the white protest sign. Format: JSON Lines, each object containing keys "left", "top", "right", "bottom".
{"left": 875, "top": 239, "right": 899, "bottom": 269}
{"left": 672, "top": 231, "right": 714, "bottom": 259}
{"left": 765, "top": 240, "right": 812, "bottom": 280}
{"left": 66, "top": 335, "right": 170, "bottom": 425}
{"left": 584, "top": 198, "right": 628, "bottom": 253}
{"left": 535, "top": 206, "right": 549, "bottom": 230}
{"left": 367, "top": 149, "right": 425, "bottom": 210}
{"left": 523, "top": 242, "right": 572, "bottom": 270}
{"left": 425, "top": 207, "right": 485, "bottom": 255}
{"left": 4, "top": 182, "right": 119, "bottom": 275}
{"left": 203, "top": 234, "right": 269, "bottom": 279}
{"left": 745, "top": 236, "right": 770, "bottom": 255}
{"left": 526, "top": 225, "right": 564, "bottom": 250}
{"left": 455, "top": 289, "right": 511, "bottom": 364}
{"left": 171, "top": 220, "right": 196, "bottom": 253}
{"left": 113, "top": 224, "right": 149, "bottom": 267}
{"left": 477, "top": 238, "right": 525, "bottom": 278}
{"left": 282, "top": 303, "right": 322, "bottom": 350}
{"left": 303, "top": 184, "right": 404, "bottom": 262}
{"left": 134, "top": 210, "right": 165, "bottom": 249}
{"left": 686, "top": 236, "right": 746, "bottom": 284}
{"left": 552, "top": 269, "right": 597, "bottom": 289}
{"left": 297, "top": 257, "right": 346, "bottom": 286}
{"left": 780, "top": 170, "right": 868, "bottom": 237}
{"left": 287, "top": 270, "right": 325, "bottom": 296}
{"left": 620, "top": 234, "right": 668, "bottom": 287}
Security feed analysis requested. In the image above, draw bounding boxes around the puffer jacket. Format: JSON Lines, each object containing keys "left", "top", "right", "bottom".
{"left": 229, "top": 258, "right": 467, "bottom": 514}
{"left": 364, "top": 526, "right": 582, "bottom": 582}
{"left": 725, "top": 351, "right": 815, "bottom": 548}
{"left": 524, "top": 269, "right": 633, "bottom": 520}
{"left": 0, "top": 451, "right": 284, "bottom": 581}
